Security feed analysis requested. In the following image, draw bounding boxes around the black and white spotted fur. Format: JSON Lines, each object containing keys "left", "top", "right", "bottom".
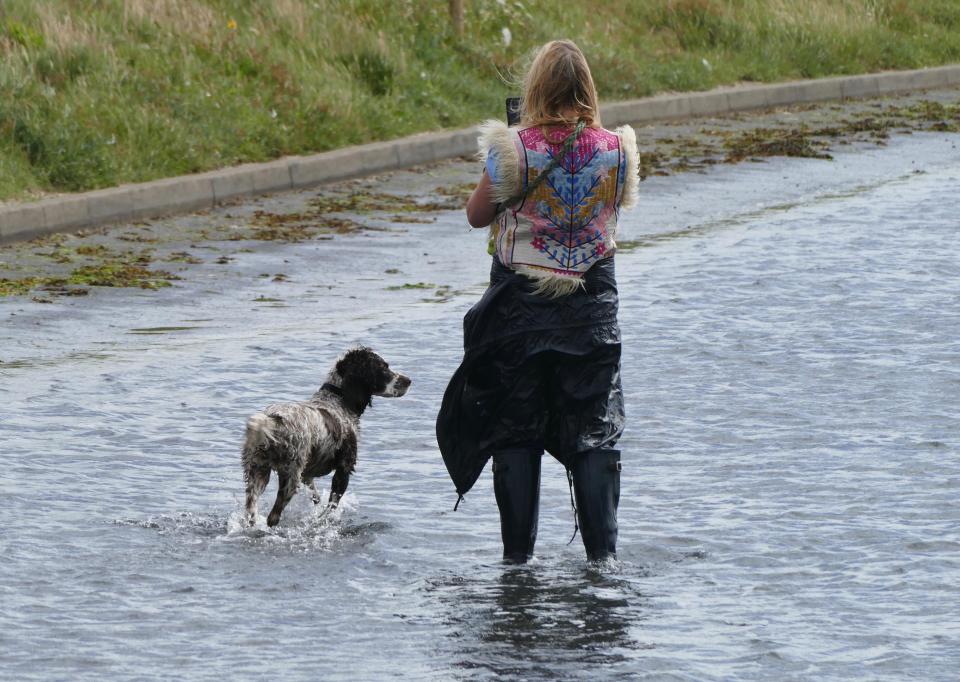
{"left": 241, "top": 347, "right": 410, "bottom": 527}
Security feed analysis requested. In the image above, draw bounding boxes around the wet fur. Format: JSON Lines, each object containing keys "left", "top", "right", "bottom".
{"left": 241, "top": 347, "right": 410, "bottom": 527}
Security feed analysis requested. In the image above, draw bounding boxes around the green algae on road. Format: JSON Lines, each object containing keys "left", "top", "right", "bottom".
{"left": 67, "top": 262, "right": 179, "bottom": 289}
{"left": 1, "top": 258, "right": 178, "bottom": 298}
{"left": 0, "top": 277, "right": 45, "bottom": 297}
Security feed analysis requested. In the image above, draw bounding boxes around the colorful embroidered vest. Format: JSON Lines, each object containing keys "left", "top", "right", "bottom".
{"left": 481, "top": 121, "right": 638, "bottom": 296}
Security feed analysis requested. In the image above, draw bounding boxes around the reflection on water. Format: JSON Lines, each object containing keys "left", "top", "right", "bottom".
{"left": 437, "top": 564, "right": 649, "bottom": 678}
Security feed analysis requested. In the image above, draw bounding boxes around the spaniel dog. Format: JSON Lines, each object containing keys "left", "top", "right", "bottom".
{"left": 242, "top": 347, "right": 410, "bottom": 527}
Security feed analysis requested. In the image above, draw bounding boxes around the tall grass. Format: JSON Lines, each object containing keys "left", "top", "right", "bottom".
{"left": 2, "top": 0, "right": 960, "bottom": 201}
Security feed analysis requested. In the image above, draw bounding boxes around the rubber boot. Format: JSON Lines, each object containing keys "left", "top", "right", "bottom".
{"left": 492, "top": 448, "right": 542, "bottom": 563}
{"left": 570, "top": 448, "right": 621, "bottom": 561}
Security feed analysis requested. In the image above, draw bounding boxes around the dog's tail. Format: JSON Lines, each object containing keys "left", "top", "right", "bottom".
{"left": 244, "top": 411, "right": 280, "bottom": 452}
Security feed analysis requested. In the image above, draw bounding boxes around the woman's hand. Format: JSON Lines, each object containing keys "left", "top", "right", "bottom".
{"left": 466, "top": 171, "right": 499, "bottom": 228}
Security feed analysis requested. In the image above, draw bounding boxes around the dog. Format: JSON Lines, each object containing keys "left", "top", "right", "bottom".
{"left": 242, "top": 347, "right": 410, "bottom": 527}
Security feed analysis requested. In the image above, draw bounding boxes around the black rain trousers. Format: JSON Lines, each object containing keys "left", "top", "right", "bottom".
{"left": 436, "top": 257, "right": 625, "bottom": 497}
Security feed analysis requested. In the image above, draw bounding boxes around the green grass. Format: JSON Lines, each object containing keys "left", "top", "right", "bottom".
{"left": 2, "top": 0, "right": 960, "bottom": 201}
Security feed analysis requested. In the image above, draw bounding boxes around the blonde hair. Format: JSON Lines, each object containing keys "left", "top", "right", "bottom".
{"left": 521, "top": 40, "right": 601, "bottom": 128}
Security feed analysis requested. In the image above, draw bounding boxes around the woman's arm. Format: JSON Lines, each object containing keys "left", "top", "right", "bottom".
{"left": 466, "top": 171, "right": 499, "bottom": 228}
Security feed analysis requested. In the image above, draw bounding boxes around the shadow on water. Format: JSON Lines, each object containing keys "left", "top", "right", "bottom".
{"left": 427, "top": 562, "right": 653, "bottom": 678}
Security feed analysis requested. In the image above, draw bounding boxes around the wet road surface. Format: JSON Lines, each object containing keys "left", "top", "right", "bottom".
{"left": 2, "top": 92, "right": 959, "bottom": 680}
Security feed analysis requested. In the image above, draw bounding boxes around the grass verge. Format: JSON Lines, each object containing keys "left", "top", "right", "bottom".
{"left": 2, "top": 0, "right": 960, "bottom": 201}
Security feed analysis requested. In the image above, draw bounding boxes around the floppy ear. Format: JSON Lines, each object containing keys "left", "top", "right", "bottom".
{"left": 340, "top": 380, "right": 372, "bottom": 415}
{"left": 335, "top": 355, "right": 351, "bottom": 381}
{"left": 336, "top": 348, "right": 363, "bottom": 381}
{"left": 336, "top": 347, "right": 376, "bottom": 414}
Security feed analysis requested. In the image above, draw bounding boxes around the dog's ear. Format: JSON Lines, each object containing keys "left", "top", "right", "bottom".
{"left": 340, "top": 380, "right": 372, "bottom": 415}
{"left": 335, "top": 353, "right": 351, "bottom": 381}
{"left": 336, "top": 347, "right": 370, "bottom": 382}
{"left": 337, "top": 347, "right": 386, "bottom": 389}
{"left": 335, "top": 347, "right": 382, "bottom": 414}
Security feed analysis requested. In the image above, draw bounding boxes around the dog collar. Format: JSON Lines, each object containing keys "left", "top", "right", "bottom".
{"left": 321, "top": 382, "right": 343, "bottom": 396}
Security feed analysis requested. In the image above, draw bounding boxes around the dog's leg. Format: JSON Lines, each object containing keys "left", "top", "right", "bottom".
{"left": 245, "top": 465, "right": 271, "bottom": 526}
{"left": 316, "top": 468, "right": 350, "bottom": 522}
{"left": 267, "top": 469, "right": 299, "bottom": 527}
{"left": 327, "top": 466, "right": 351, "bottom": 509}
{"left": 304, "top": 478, "right": 322, "bottom": 505}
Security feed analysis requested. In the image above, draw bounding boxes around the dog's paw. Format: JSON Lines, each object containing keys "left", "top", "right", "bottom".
{"left": 317, "top": 502, "right": 338, "bottom": 522}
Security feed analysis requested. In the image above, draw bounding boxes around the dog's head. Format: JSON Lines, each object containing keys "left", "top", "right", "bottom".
{"left": 334, "top": 347, "right": 410, "bottom": 414}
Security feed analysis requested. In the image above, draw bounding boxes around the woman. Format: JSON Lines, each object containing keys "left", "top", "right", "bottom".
{"left": 437, "top": 40, "right": 639, "bottom": 563}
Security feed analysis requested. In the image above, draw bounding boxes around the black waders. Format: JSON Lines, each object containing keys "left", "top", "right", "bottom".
{"left": 492, "top": 448, "right": 542, "bottom": 563}
{"left": 436, "top": 258, "right": 626, "bottom": 564}
{"left": 570, "top": 448, "right": 621, "bottom": 561}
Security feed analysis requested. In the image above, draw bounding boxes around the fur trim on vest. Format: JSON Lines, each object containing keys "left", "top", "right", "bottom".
{"left": 477, "top": 120, "right": 520, "bottom": 204}
{"left": 615, "top": 124, "right": 640, "bottom": 210}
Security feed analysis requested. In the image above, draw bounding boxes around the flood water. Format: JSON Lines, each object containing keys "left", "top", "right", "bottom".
{"left": 2, "top": 131, "right": 959, "bottom": 680}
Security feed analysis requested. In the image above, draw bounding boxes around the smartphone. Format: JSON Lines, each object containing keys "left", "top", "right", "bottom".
{"left": 506, "top": 97, "right": 521, "bottom": 126}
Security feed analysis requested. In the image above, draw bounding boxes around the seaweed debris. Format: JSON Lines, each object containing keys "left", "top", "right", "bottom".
{"left": 166, "top": 251, "right": 203, "bottom": 264}
{"left": 0, "top": 248, "right": 179, "bottom": 297}
{"left": 433, "top": 182, "right": 475, "bottom": 202}
{"left": 246, "top": 211, "right": 365, "bottom": 241}
{"left": 724, "top": 127, "right": 833, "bottom": 163}
{"left": 310, "top": 190, "right": 461, "bottom": 214}
{"left": 1, "top": 278, "right": 44, "bottom": 297}
{"left": 638, "top": 98, "right": 960, "bottom": 180}
{"left": 67, "top": 262, "right": 179, "bottom": 289}
{"left": 242, "top": 189, "right": 461, "bottom": 242}
{"left": 386, "top": 282, "right": 437, "bottom": 290}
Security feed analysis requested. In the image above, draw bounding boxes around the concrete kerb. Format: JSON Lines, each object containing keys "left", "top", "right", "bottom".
{"left": 722, "top": 86, "right": 770, "bottom": 112}
{"left": 84, "top": 186, "right": 137, "bottom": 227}
{"left": 0, "top": 202, "right": 48, "bottom": 244}
{"left": 40, "top": 195, "right": 89, "bottom": 236}
{"left": 791, "top": 77, "right": 845, "bottom": 104}
{"left": 394, "top": 132, "right": 441, "bottom": 168}
{"left": 250, "top": 158, "right": 294, "bottom": 194}
{"left": 3, "top": 64, "right": 960, "bottom": 245}
{"left": 289, "top": 148, "right": 363, "bottom": 189}
{"left": 841, "top": 74, "right": 882, "bottom": 100}
{"left": 686, "top": 90, "right": 731, "bottom": 117}
{"left": 128, "top": 176, "right": 215, "bottom": 221}
{"left": 209, "top": 165, "right": 257, "bottom": 203}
